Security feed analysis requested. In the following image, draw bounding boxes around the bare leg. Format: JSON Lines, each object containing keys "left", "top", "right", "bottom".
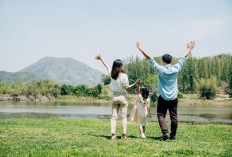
{"left": 139, "top": 125, "right": 143, "bottom": 134}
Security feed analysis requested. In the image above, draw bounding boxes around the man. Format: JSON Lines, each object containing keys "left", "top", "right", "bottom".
{"left": 136, "top": 41, "right": 195, "bottom": 141}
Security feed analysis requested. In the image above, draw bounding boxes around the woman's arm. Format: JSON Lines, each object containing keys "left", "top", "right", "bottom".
{"left": 125, "top": 79, "right": 141, "bottom": 91}
{"left": 136, "top": 42, "right": 151, "bottom": 59}
{"left": 95, "top": 54, "right": 110, "bottom": 71}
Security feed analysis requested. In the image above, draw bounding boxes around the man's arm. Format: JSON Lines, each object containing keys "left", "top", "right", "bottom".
{"left": 184, "top": 41, "right": 195, "bottom": 58}
{"left": 136, "top": 42, "right": 163, "bottom": 73}
{"left": 136, "top": 42, "right": 151, "bottom": 59}
{"left": 95, "top": 54, "right": 110, "bottom": 72}
{"left": 172, "top": 41, "right": 196, "bottom": 72}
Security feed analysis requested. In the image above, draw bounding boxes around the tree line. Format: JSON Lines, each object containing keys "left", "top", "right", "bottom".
{"left": 0, "top": 80, "right": 102, "bottom": 98}
{"left": 102, "top": 54, "right": 232, "bottom": 99}
{"left": 1, "top": 54, "right": 231, "bottom": 100}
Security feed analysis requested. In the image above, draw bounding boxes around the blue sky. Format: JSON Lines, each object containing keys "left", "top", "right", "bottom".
{"left": 0, "top": 0, "right": 232, "bottom": 73}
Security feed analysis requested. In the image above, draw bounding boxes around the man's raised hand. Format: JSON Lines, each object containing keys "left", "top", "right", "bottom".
{"left": 136, "top": 42, "right": 142, "bottom": 50}
{"left": 136, "top": 41, "right": 151, "bottom": 59}
{"left": 187, "top": 41, "right": 195, "bottom": 50}
{"left": 184, "top": 41, "right": 196, "bottom": 58}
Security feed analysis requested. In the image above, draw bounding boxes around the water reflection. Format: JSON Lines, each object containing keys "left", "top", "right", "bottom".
{"left": 0, "top": 102, "right": 231, "bottom": 124}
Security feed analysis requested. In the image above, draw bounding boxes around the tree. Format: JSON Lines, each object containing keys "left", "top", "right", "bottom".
{"left": 101, "top": 74, "right": 111, "bottom": 85}
{"left": 197, "top": 77, "right": 218, "bottom": 99}
{"left": 60, "top": 84, "right": 74, "bottom": 95}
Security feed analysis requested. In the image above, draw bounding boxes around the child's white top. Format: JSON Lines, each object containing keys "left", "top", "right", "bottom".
{"left": 129, "top": 94, "right": 150, "bottom": 126}
{"left": 108, "top": 69, "right": 129, "bottom": 94}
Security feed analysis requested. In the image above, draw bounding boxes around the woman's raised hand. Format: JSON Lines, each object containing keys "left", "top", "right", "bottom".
{"left": 136, "top": 42, "right": 142, "bottom": 50}
{"left": 95, "top": 54, "right": 102, "bottom": 60}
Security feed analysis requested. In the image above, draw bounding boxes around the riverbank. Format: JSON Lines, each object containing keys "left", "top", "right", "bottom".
{"left": 0, "top": 94, "right": 231, "bottom": 106}
{"left": 0, "top": 119, "right": 231, "bottom": 156}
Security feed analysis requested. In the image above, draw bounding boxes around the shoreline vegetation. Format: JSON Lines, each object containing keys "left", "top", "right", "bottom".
{"left": 0, "top": 81, "right": 231, "bottom": 106}
{"left": 0, "top": 93, "right": 231, "bottom": 106}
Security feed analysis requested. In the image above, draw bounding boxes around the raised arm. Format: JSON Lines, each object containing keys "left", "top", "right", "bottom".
{"left": 172, "top": 41, "right": 196, "bottom": 73}
{"left": 184, "top": 41, "right": 195, "bottom": 58}
{"left": 95, "top": 54, "right": 110, "bottom": 71}
{"left": 136, "top": 42, "right": 163, "bottom": 73}
{"left": 137, "top": 82, "right": 141, "bottom": 95}
{"left": 136, "top": 42, "right": 151, "bottom": 59}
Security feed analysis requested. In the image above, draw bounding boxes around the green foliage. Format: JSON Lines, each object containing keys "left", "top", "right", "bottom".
{"left": 0, "top": 83, "right": 11, "bottom": 94}
{"left": 73, "top": 85, "right": 88, "bottom": 96}
{"left": 178, "top": 92, "right": 184, "bottom": 98}
{"left": 229, "top": 92, "right": 232, "bottom": 98}
{"left": 0, "top": 71, "right": 41, "bottom": 84}
{"left": 229, "top": 60, "right": 232, "bottom": 91}
{"left": 197, "top": 77, "right": 218, "bottom": 99}
{"left": 179, "top": 54, "right": 232, "bottom": 93}
{"left": 150, "top": 92, "right": 158, "bottom": 103}
{"left": 61, "top": 84, "right": 74, "bottom": 95}
{"left": 101, "top": 74, "right": 111, "bottom": 85}
{"left": 0, "top": 80, "right": 102, "bottom": 99}
{"left": 143, "top": 74, "right": 158, "bottom": 90}
{"left": 124, "top": 56, "right": 158, "bottom": 93}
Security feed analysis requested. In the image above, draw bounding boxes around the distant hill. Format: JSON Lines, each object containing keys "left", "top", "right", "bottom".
{"left": 0, "top": 71, "right": 41, "bottom": 84}
{"left": 19, "top": 57, "right": 103, "bottom": 86}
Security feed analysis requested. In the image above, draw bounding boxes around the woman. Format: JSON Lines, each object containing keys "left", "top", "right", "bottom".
{"left": 95, "top": 55, "right": 140, "bottom": 140}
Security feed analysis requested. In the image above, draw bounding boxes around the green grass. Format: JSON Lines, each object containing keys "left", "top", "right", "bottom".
{"left": 0, "top": 119, "right": 231, "bottom": 157}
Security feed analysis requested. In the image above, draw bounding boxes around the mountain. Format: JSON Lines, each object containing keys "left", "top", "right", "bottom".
{"left": 0, "top": 71, "right": 41, "bottom": 84}
{"left": 19, "top": 57, "right": 103, "bottom": 86}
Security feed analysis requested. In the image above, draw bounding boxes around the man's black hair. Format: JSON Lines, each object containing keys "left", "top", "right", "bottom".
{"left": 162, "top": 54, "right": 172, "bottom": 64}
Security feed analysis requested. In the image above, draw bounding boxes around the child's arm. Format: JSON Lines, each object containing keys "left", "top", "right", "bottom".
{"left": 125, "top": 79, "right": 141, "bottom": 91}
{"left": 147, "top": 107, "right": 151, "bottom": 117}
{"left": 136, "top": 42, "right": 151, "bottom": 59}
{"left": 137, "top": 81, "right": 141, "bottom": 95}
{"left": 95, "top": 54, "right": 110, "bottom": 72}
{"left": 184, "top": 41, "right": 195, "bottom": 58}
{"left": 147, "top": 99, "right": 151, "bottom": 117}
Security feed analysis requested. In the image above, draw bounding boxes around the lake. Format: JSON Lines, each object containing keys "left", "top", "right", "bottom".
{"left": 0, "top": 101, "right": 232, "bottom": 124}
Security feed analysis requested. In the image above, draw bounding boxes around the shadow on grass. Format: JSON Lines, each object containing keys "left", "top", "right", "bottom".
{"left": 89, "top": 134, "right": 162, "bottom": 140}
{"left": 146, "top": 136, "right": 162, "bottom": 140}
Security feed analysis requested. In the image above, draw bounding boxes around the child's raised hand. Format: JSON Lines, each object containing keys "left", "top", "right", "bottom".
{"left": 136, "top": 79, "right": 141, "bottom": 84}
{"left": 95, "top": 54, "right": 102, "bottom": 60}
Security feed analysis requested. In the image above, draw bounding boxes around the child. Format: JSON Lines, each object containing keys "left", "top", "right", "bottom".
{"left": 129, "top": 82, "right": 151, "bottom": 139}
{"left": 95, "top": 54, "right": 140, "bottom": 140}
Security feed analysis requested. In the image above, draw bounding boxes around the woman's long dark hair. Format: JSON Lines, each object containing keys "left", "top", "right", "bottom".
{"left": 111, "top": 59, "right": 123, "bottom": 80}
{"left": 141, "top": 87, "right": 149, "bottom": 99}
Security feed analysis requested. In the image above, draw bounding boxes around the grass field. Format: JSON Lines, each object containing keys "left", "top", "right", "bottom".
{"left": 0, "top": 119, "right": 231, "bottom": 157}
